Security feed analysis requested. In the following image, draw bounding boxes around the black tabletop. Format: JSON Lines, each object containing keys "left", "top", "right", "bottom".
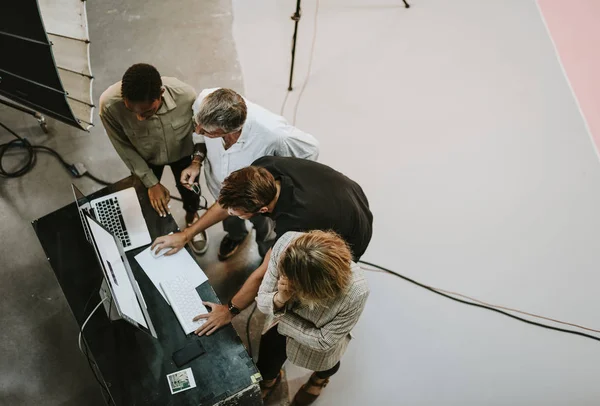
{"left": 33, "top": 176, "right": 261, "bottom": 406}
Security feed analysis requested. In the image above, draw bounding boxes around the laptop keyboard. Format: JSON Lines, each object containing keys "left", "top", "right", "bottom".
{"left": 95, "top": 197, "right": 132, "bottom": 248}
{"left": 160, "top": 275, "right": 207, "bottom": 335}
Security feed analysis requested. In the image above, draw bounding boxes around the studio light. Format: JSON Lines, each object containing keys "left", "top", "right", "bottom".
{"left": 0, "top": 0, "right": 94, "bottom": 131}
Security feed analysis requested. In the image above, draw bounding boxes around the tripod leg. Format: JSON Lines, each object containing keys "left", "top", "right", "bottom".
{"left": 402, "top": 0, "right": 410, "bottom": 8}
{"left": 0, "top": 97, "right": 49, "bottom": 133}
{"left": 288, "top": 19, "right": 300, "bottom": 91}
{"left": 288, "top": 0, "right": 302, "bottom": 91}
{"left": 36, "top": 114, "right": 48, "bottom": 133}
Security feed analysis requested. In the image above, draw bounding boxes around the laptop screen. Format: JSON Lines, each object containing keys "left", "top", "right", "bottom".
{"left": 84, "top": 213, "right": 157, "bottom": 337}
{"left": 71, "top": 184, "right": 93, "bottom": 244}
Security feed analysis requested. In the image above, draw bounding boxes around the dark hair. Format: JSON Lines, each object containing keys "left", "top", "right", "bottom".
{"left": 121, "top": 63, "right": 162, "bottom": 102}
{"left": 218, "top": 166, "right": 277, "bottom": 213}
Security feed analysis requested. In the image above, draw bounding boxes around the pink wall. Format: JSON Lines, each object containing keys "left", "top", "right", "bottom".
{"left": 537, "top": 0, "right": 600, "bottom": 156}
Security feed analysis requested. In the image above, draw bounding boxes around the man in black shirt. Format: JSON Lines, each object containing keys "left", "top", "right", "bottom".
{"left": 223, "top": 156, "right": 372, "bottom": 260}
{"left": 151, "top": 156, "right": 373, "bottom": 335}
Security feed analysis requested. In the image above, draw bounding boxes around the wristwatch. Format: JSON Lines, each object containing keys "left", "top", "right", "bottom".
{"left": 191, "top": 150, "right": 205, "bottom": 162}
{"left": 228, "top": 300, "right": 241, "bottom": 316}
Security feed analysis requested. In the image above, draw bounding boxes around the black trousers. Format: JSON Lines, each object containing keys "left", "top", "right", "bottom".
{"left": 148, "top": 156, "right": 199, "bottom": 214}
{"left": 256, "top": 326, "right": 341, "bottom": 381}
{"left": 223, "top": 215, "right": 274, "bottom": 242}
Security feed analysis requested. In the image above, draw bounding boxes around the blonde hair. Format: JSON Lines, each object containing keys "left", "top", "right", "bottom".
{"left": 279, "top": 230, "right": 353, "bottom": 307}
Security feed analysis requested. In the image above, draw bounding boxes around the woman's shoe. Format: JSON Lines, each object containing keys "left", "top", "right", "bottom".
{"left": 291, "top": 372, "right": 330, "bottom": 406}
{"left": 259, "top": 369, "right": 284, "bottom": 401}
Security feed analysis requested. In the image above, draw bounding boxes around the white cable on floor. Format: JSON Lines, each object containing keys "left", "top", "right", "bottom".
{"left": 78, "top": 296, "right": 109, "bottom": 354}
{"left": 280, "top": 89, "right": 290, "bottom": 116}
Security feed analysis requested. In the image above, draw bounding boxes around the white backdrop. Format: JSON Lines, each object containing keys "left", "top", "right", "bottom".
{"left": 231, "top": 0, "right": 600, "bottom": 404}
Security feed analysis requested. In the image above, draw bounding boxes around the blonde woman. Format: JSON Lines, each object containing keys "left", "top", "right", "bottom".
{"left": 256, "top": 230, "right": 370, "bottom": 405}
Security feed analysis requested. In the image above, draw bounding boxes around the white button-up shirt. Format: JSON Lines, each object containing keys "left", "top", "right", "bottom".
{"left": 192, "top": 88, "right": 320, "bottom": 198}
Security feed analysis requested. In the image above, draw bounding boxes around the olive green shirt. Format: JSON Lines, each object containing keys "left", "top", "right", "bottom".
{"left": 99, "top": 77, "right": 196, "bottom": 188}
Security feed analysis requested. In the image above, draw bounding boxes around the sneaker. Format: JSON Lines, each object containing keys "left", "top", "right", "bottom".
{"left": 218, "top": 235, "right": 244, "bottom": 261}
{"left": 188, "top": 230, "right": 209, "bottom": 255}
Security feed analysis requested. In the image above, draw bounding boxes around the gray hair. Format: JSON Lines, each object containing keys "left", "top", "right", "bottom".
{"left": 195, "top": 88, "right": 247, "bottom": 133}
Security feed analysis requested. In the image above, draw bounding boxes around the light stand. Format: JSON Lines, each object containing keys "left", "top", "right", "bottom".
{"left": 287, "top": 0, "right": 302, "bottom": 91}
{"left": 286, "top": 0, "right": 410, "bottom": 91}
{"left": 0, "top": 97, "right": 48, "bottom": 133}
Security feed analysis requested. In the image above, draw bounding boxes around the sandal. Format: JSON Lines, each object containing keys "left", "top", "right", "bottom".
{"left": 260, "top": 369, "right": 284, "bottom": 401}
{"left": 291, "top": 372, "right": 330, "bottom": 406}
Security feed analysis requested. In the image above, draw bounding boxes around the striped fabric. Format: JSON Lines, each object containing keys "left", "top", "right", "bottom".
{"left": 256, "top": 231, "right": 370, "bottom": 371}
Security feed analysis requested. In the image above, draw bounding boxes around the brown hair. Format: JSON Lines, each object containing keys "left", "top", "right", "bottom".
{"left": 218, "top": 166, "right": 277, "bottom": 213}
{"left": 279, "top": 231, "right": 353, "bottom": 307}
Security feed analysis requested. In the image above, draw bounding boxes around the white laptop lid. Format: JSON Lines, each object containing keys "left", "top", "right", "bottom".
{"left": 84, "top": 213, "right": 157, "bottom": 337}
{"left": 71, "top": 184, "right": 93, "bottom": 244}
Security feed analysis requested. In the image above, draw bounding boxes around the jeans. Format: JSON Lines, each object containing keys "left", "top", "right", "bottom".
{"left": 256, "top": 326, "right": 341, "bottom": 381}
{"left": 148, "top": 156, "right": 199, "bottom": 214}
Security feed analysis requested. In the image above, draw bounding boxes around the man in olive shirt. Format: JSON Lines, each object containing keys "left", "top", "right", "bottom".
{"left": 99, "top": 64, "right": 204, "bottom": 243}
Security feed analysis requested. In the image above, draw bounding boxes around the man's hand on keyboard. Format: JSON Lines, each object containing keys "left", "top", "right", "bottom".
{"left": 151, "top": 232, "right": 189, "bottom": 256}
{"left": 192, "top": 302, "right": 232, "bottom": 336}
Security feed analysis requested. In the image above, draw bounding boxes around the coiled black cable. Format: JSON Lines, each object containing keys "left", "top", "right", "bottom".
{"left": 0, "top": 121, "right": 207, "bottom": 208}
{"left": 0, "top": 121, "right": 40, "bottom": 178}
{"left": 0, "top": 120, "right": 111, "bottom": 184}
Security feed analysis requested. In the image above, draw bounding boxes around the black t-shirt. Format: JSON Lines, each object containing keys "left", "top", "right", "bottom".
{"left": 253, "top": 156, "right": 373, "bottom": 261}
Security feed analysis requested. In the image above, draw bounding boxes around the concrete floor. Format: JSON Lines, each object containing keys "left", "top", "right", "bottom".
{"left": 0, "top": 1, "right": 250, "bottom": 405}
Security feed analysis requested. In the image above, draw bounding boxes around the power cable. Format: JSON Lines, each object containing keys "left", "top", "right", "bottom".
{"left": 243, "top": 258, "right": 600, "bottom": 363}
{"left": 78, "top": 295, "right": 115, "bottom": 405}
{"left": 78, "top": 297, "right": 109, "bottom": 354}
{"left": 245, "top": 302, "right": 258, "bottom": 359}
{"left": 361, "top": 265, "right": 600, "bottom": 334}
{"left": 0, "top": 120, "right": 208, "bottom": 208}
{"left": 0, "top": 120, "right": 110, "bottom": 185}
{"left": 358, "top": 260, "right": 600, "bottom": 343}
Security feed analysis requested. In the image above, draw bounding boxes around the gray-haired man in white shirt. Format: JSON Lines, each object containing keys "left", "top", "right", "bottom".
{"left": 174, "top": 88, "right": 319, "bottom": 260}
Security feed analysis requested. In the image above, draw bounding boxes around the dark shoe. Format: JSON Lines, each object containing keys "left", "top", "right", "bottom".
{"left": 291, "top": 373, "right": 330, "bottom": 406}
{"left": 257, "top": 239, "right": 274, "bottom": 259}
{"left": 260, "top": 370, "right": 284, "bottom": 401}
{"left": 185, "top": 211, "right": 199, "bottom": 225}
{"left": 218, "top": 235, "right": 243, "bottom": 261}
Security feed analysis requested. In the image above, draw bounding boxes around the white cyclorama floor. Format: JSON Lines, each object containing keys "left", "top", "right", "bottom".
{"left": 232, "top": 0, "right": 600, "bottom": 405}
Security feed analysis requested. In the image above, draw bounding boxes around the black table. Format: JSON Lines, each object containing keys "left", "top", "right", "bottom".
{"left": 33, "top": 176, "right": 262, "bottom": 406}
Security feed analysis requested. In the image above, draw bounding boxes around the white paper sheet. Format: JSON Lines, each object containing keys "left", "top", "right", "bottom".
{"left": 135, "top": 247, "right": 208, "bottom": 305}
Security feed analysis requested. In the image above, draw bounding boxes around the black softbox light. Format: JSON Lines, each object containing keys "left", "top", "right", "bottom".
{"left": 0, "top": 0, "right": 94, "bottom": 131}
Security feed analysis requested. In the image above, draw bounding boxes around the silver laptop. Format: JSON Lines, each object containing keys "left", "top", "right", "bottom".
{"left": 84, "top": 212, "right": 157, "bottom": 338}
{"left": 72, "top": 184, "right": 151, "bottom": 251}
